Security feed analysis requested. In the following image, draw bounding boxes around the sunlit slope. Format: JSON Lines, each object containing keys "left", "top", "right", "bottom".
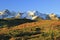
{"left": 0, "top": 20, "right": 60, "bottom": 34}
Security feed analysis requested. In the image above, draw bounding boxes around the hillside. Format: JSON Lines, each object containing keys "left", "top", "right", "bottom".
{"left": 0, "top": 20, "right": 60, "bottom": 40}
{"left": 0, "top": 19, "right": 36, "bottom": 28}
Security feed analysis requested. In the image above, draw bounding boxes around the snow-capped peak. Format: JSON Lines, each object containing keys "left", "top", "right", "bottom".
{"left": 0, "top": 10, "right": 59, "bottom": 20}
{"left": 25, "top": 11, "right": 48, "bottom": 20}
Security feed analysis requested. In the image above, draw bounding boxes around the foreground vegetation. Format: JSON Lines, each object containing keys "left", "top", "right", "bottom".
{"left": 0, "top": 19, "right": 60, "bottom": 40}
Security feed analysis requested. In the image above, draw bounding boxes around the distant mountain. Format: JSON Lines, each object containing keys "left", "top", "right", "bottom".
{"left": 0, "top": 9, "right": 17, "bottom": 19}
{"left": 48, "top": 13, "right": 59, "bottom": 20}
{"left": 0, "top": 9, "right": 11, "bottom": 19}
{"left": 14, "top": 12, "right": 24, "bottom": 19}
{"left": 0, "top": 10, "right": 59, "bottom": 20}
{"left": 25, "top": 11, "right": 49, "bottom": 20}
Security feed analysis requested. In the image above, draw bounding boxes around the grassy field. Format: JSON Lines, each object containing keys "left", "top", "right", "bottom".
{"left": 0, "top": 19, "right": 60, "bottom": 40}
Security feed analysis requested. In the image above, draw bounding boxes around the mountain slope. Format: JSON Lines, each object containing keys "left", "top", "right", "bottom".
{"left": 0, "top": 20, "right": 60, "bottom": 40}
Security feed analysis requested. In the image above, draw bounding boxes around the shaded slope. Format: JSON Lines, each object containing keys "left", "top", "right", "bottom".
{"left": 0, "top": 19, "right": 36, "bottom": 27}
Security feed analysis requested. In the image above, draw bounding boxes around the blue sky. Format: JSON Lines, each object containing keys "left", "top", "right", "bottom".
{"left": 0, "top": 0, "right": 60, "bottom": 15}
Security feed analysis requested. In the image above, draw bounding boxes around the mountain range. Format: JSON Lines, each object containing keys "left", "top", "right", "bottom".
{"left": 0, "top": 9, "right": 59, "bottom": 20}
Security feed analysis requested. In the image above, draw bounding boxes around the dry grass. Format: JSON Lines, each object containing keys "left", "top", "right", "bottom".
{"left": 0, "top": 20, "right": 60, "bottom": 40}
{"left": 0, "top": 20, "right": 60, "bottom": 34}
